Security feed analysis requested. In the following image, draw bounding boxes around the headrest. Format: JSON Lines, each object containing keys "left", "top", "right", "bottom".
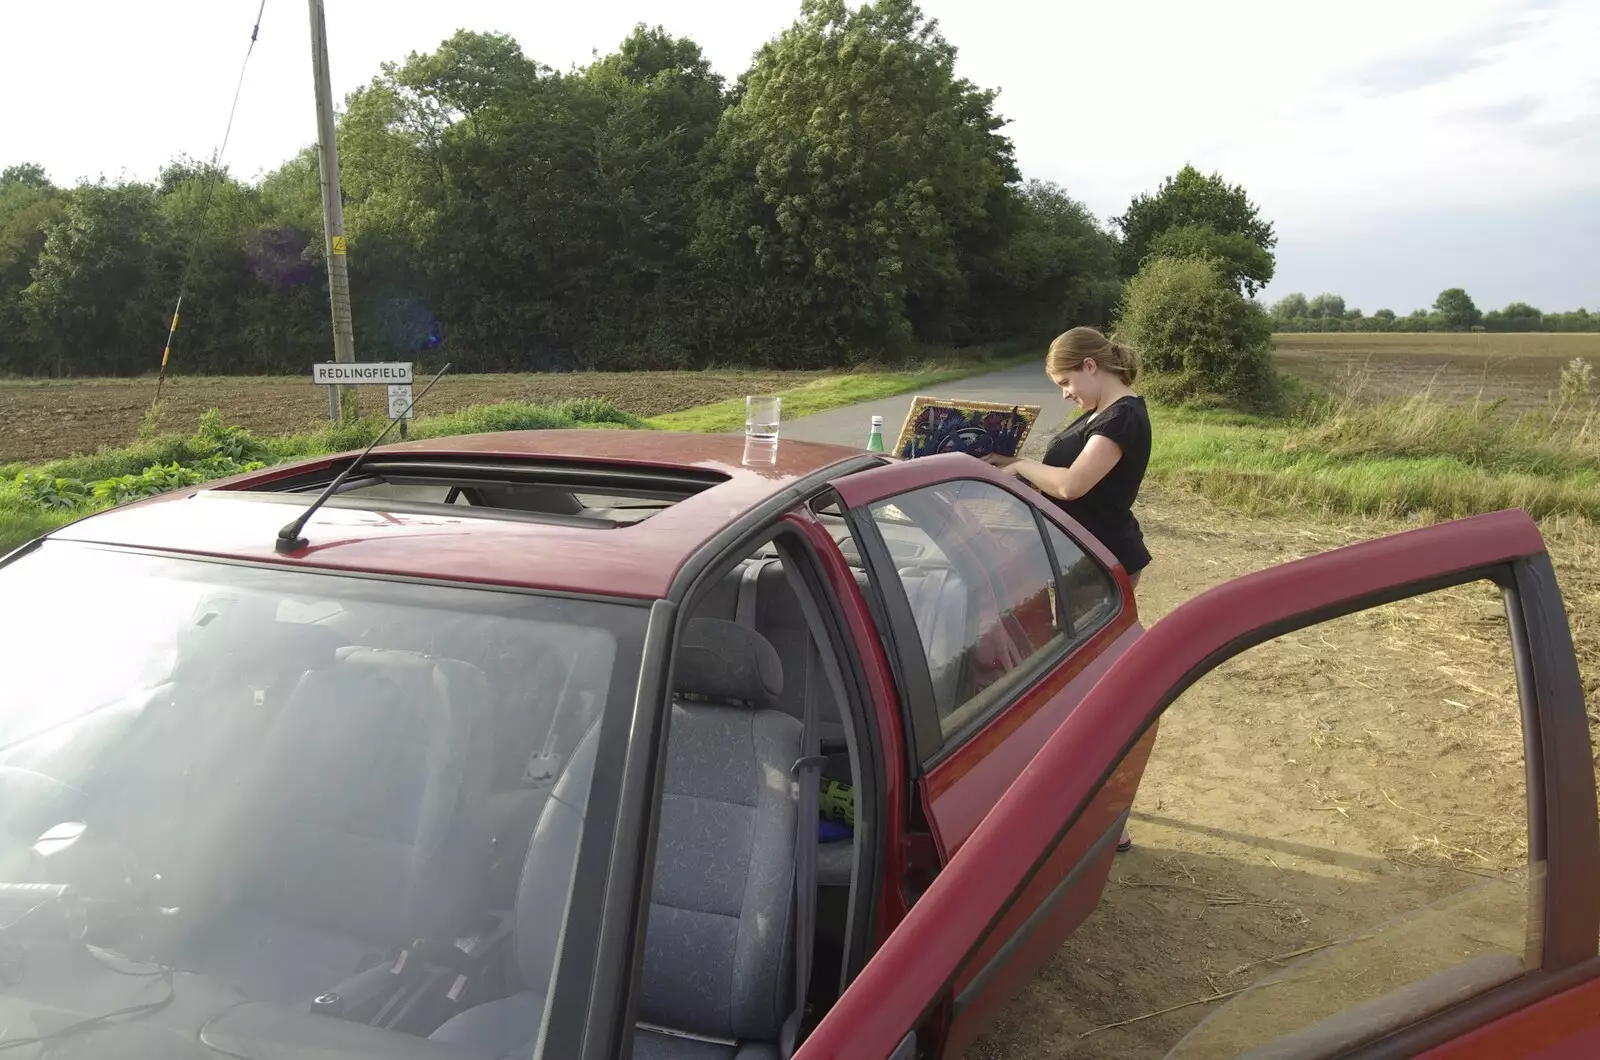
{"left": 674, "top": 617, "right": 783, "bottom": 707}
{"left": 172, "top": 619, "right": 346, "bottom": 683}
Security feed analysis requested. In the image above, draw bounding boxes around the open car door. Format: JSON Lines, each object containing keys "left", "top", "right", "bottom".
{"left": 824, "top": 454, "right": 1146, "bottom": 1050}
{"left": 796, "top": 508, "right": 1599, "bottom": 1060}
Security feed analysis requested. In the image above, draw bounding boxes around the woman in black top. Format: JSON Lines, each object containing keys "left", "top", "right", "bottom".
{"left": 985, "top": 326, "right": 1152, "bottom": 850}
{"left": 985, "top": 326, "right": 1151, "bottom": 583}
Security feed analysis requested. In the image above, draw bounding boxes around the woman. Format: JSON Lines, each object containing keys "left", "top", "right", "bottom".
{"left": 985, "top": 326, "right": 1151, "bottom": 850}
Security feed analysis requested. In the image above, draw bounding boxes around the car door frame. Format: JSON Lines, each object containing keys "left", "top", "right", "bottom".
{"left": 819, "top": 453, "right": 1147, "bottom": 1054}
{"left": 795, "top": 507, "right": 1599, "bottom": 1060}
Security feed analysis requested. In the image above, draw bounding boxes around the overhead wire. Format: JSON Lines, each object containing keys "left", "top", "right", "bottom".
{"left": 150, "top": 0, "right": 270, "bottom": 412}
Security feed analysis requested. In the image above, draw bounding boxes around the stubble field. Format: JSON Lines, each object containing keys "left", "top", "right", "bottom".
{"left": 1273, "top": 332, "right": 1600, "bottom": 410}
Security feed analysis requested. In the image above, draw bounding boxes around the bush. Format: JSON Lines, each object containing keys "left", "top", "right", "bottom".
{"left": 1116, "top": 256, "right": 1283, "bottom": 412}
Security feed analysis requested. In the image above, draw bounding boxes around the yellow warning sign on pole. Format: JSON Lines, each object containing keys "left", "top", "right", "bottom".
{"left": 331, "top": 235, "right": 347, "bottom": 255}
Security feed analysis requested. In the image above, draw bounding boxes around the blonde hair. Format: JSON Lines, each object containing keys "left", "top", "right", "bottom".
{"left": 1046, "top": 326, "right": 1140, "bottom": 386}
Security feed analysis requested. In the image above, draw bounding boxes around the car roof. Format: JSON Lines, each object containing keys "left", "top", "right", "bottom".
{"left": 45, "top": 430, "right": 878, "bottom": 600}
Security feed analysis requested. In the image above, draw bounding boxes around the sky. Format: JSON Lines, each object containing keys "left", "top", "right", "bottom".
{"left": 3, "top": 0, "right": 1596, "bottom": 314}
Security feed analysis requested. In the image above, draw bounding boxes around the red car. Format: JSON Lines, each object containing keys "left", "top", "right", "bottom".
{"left": 0, "top": 430, "right": 1593, "bottom": 1060}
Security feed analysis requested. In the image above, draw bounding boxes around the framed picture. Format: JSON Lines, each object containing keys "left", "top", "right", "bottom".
{"left": 893, "top": 396, "right": 1042, "bottom": 460}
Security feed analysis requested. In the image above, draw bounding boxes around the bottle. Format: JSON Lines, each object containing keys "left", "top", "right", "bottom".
{"left": 866, "top": 415, "right": 884, "bottom": 453}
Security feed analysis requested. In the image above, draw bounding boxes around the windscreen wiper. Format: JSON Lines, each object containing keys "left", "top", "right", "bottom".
{"left": 275, "top": 363, "right": 451, "bottom": 554}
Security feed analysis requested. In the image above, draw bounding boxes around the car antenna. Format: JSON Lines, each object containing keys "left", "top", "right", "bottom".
{"left": 274, "top": 362, "right": 452, "bottom": 554}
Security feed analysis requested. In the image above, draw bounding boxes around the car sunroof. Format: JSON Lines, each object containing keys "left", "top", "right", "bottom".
{"left": 225, "top": 456, "right": 727, "bottom": 528}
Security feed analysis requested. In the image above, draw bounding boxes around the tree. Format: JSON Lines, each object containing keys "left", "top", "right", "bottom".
{"left": 1483, "top": 301, "right": 1542, "bottom": 332}
{"left": 693, "top": 0, "right": 1018, "bottom": 363}
{"left": 0, "top": 166, "right": 66, "bottom": 373}
{"left": 959, "top": 179, "right": 1120, "bottom": 341}
{"left": 1115, "top": 256, "right": 1280, "bottom": 411}
{"left": 1271, "top": 292, "right": 1308, "bottom": 320}
{"left": 590, "top": 23, "right": 727, "bottom": 149}
{"left": 21, "top": 183, "right": 170, "bottom": 376}
{"left": 2, "top": 163, "right": 51, "bottom": 191}
{"left": 1372, "top": 308, "right": 1396, "bottom": 324}
{"left": 1112, "top": 165, "right": 1276, "bottom": 294}
{"left": 1307, "top": 293, "right": 1345, "bottom": 319}
{"left": 1140, "top": 223, "right": 1274, "bottom": 297}
{"left": 1433, "top": 288, "right": 1481, "bottom": 330}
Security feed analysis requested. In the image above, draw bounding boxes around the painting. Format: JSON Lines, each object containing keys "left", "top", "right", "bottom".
{"left": 892, "top": 396, "right": 1041, "bottom": 461}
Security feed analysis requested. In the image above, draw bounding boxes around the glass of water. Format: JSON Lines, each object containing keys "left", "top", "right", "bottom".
{"left": 745, "top": 395, "right": 781, "bottom": 440}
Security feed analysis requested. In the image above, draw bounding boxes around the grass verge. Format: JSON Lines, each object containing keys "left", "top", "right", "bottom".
{"left": 647, "top": 347, "right": 1036, "bottom": 432}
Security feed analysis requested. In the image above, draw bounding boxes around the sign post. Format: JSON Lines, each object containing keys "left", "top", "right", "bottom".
{"left": 387, "top": 384, "right": 414, "bottom": 439}
{"left": 311, "top": 362, "right": 414, "bottom": 427}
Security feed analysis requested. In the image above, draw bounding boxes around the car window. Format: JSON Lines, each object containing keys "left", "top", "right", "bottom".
{"left": 1047, "top": 578, "right": 1532, "bottom": 1059}
{"left": 1043, "top": 520, "right": 1120, "bottom": 639}
{"left": 864, "top": 480, "right": 1080, "bottom": 747}
{"left": 0, "top": 542, "right": 647, "bottom": 1058}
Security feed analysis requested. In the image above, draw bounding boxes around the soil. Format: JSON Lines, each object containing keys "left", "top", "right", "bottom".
{"left": 965, "top": 486, "right": 1600, "bottom": 1060}
{"left": 1273, "top": 333, "right": 1600, "bottom": 412}
{"left": 0, "top": 370, "right": 826, "bottom": 464}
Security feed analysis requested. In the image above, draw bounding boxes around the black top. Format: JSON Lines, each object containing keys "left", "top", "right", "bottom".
{"left": 1040, "top": 395, "right": 1152, "bottom": 575}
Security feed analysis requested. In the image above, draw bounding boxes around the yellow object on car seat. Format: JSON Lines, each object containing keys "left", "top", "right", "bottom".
{"left": 819, "top": 778, "right": 854, "bottom": 825}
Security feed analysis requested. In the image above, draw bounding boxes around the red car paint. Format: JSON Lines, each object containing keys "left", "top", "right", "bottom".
{"left": 1416, "top": 976, "right": 1600, "bottom": 1058}
{"left": 50, "top": 431, "right": 871, "bottom": 599}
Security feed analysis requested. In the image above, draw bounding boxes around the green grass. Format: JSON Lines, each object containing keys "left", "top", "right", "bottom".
{"left": 647, "top": 348, "right": 1036, "bottom": 432}
{"left": 1147, "top": 383, "right": 1600, "bottom": 522}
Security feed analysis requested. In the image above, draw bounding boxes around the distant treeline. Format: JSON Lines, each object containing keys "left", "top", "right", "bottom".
{"left": 0, "top": 1, "right": 1134, "bottom": 378}
{"left": 1271, "top": 290, "right": 1597, "bottom": 334}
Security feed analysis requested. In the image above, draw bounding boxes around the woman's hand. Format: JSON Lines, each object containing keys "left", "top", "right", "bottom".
{"left": 982, "top": 453, "right": 1021, "bottom": 469}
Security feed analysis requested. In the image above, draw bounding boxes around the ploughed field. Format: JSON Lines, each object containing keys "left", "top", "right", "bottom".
{"left": 0, "top": 370, "right": 826, "bottom": 463}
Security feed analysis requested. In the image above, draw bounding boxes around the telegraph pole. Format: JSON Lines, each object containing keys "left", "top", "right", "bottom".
{"left": 308, "top": 0, "right": 357, "bottom": 421}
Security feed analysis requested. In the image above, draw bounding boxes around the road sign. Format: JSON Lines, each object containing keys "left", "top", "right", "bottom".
{"left": 312, "top": 361, "right": 412, "bottom": 385}
{"left": 388, "top": 384, "right": 414, "bottom": 420}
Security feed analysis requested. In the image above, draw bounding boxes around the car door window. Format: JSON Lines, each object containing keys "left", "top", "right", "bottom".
{"left": 864, "top": 479, "right": 1113, "bottom": 747}
{"left": 1043, "top": 520, "right": 1119, "bottom": 640}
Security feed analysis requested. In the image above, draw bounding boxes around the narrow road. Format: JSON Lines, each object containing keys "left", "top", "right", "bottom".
{"left": 778, "top": 358, "right": 1068, "bottom": 456}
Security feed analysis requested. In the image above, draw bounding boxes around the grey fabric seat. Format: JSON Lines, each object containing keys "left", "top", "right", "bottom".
{"left": 432, "top": 617, "right": 801, "bottom": 1060}
{"left": 697, "top": 561, "right": 848, "bottom": 748}
{"left": 176, "top": 646, "right": 496, "bottom": 1006}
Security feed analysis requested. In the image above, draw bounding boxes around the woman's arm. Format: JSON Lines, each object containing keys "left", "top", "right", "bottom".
{"left": 986, "top": 434, "right": 1124, "bottom": 500}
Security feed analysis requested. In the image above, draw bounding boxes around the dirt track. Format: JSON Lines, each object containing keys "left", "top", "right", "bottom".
{"left": 967, "top": 489, "right": 1599, "bottom": 1058}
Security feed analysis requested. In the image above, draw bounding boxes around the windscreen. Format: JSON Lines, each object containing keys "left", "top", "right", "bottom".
{"left": 0, "top": 543, "right": 647, "bottom": 1057}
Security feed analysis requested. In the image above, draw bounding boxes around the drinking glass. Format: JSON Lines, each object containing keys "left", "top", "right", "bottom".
{"left": 745, "top": 395, "right": 781, "bottom": 440}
